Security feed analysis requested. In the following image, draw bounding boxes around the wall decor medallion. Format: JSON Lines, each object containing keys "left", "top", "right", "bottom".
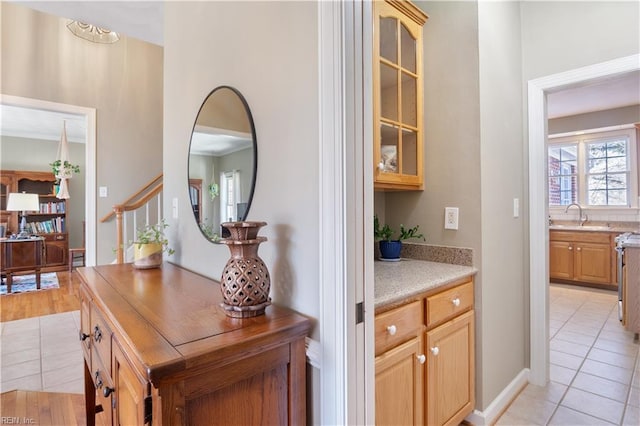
{"left": 220, "top": 221, "right": 271, "bottom": 318}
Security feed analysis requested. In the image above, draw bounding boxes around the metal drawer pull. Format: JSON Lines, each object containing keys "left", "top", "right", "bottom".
{"left": 417, "top": 354, "right": 426, "bottom": 364}
{"left": 430, "top": 346, "right": 439, "bottom": 356}
{"left": 452, "top": 297, "right": 461, "bottom": 307}
{"left": 79, "top": 331, "right": 90, "bottom": 341}
{"left": 386, "top": 325, "right": 397, "bottom": 335}
{"left": 103, "top": 386, "right": 115, "bottom": 397}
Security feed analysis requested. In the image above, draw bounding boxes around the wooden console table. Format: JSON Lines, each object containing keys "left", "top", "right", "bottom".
{"left": 77, "top": 263, "right": 311, "bottom": 426}
{"left": 0, "top": 237, "right": 45, "bottom": 293}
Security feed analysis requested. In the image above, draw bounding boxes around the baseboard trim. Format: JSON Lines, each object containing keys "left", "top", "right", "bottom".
{"left": 305, "top": 337, "right": 321, "bottom": 369}
{"left": 465, "top": 368, "right": 530, "bottom": 425}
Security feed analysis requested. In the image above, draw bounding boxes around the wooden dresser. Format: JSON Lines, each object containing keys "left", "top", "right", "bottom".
{"left": 77, "top": 263, "right": 311, "bottom": 426}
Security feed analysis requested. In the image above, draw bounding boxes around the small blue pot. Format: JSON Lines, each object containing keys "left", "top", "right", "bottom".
{"left": 379, "top": 240, "right": 402, "bottom": 260}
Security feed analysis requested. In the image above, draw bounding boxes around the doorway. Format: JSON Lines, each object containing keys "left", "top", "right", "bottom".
{"left": 0, "top": 94, "right": 97, "bottom": 267}
{"left": 527, "top": 54, "right": 640, "bottom": 386}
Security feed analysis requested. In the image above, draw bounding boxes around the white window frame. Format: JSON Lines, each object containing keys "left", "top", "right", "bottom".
{"left": 548, "top": 126, "right": 638, "bottom": 210}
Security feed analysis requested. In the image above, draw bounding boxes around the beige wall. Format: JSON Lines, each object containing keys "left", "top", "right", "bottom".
{"left": 164, "top": 2, "right": 319, "bottom": 419}
{"left": 1, "top": 2, "right": 163, "bottom": 264}
{"left": 1, "top": 136, "right": 86, "bottom": 248}
{"left": 549, "top": 105, "right": 640, "bottom": 135}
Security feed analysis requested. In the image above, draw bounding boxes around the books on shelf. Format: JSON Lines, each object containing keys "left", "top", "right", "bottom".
{"left": 39, "top": 201, "right": 66, "bottom": 214}
{"left": 26, "top": 217, "right": 65, "bottom": 234}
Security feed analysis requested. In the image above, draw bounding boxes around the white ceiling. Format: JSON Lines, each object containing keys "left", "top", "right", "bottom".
{"left": 2, "top": 1, "right": 638, "bottom": 144}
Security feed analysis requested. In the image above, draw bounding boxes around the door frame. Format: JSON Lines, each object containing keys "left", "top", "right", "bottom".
{"left": 0, "top": 94, "right": 97, "bottom": 267}
{"left": 527, "top": 54, "right": 640, "bottom": 385}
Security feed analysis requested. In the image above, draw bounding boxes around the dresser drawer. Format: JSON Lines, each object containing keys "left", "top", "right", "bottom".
{"left": 91, "top": 305, "right": 112, "bottom": 374}
{"left": 375, "top": 300, "right": 422, "bottom": 356}
{"left": 426, "top": 280, "right": 473, "bottom": 328}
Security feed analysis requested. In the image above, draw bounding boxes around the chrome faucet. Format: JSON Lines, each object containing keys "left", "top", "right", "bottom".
{"left": 564, "top": 203, "right": 588, "bottom": 226}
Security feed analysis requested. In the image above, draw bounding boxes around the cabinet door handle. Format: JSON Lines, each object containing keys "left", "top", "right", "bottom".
{"left": 103, "top": 386, "right": 115, "bottom": 398}
{"left": 452, "top": 297, "right": 461, "bottom": 307}
{"left": 568, "top": 246, "right": 573, "bottom": 251}
{"left": 430, "top": 346, "right": 439, "bottom": 356}
{"left": 576, "top": 247, "right": 581, "bottom": 251}
{"left": 79, "top": 331, "right": 90, "bottom": 341}
{"left": 386, "top": 325, "right": 397, "bottom": 336}
{"left": 417, "top": 354, "right": 426, "bottom": 364}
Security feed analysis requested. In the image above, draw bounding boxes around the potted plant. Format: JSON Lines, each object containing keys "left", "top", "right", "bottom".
{"left": 50, "top": 160, "right": 80, "bottom": 179}
{"left": 374, "top": 215, "right": 425, "bottom": 260}
{"left": 131, "top": 219, "right": 175, "bottom": 269}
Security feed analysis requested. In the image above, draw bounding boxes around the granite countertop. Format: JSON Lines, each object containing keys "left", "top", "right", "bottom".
{"left": 549, "top": 221, "right": 639, "bottom": 233}
{"left": 375, "top": 258, "right": 477, "bottom": 310}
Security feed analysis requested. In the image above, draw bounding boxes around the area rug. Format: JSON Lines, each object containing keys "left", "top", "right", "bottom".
{"left": 0, "top": 273, "right": 59, "bottom": 295}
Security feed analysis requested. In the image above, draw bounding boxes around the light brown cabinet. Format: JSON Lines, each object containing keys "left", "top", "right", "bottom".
{"left": 374, "top": 277, "right": 475, "bottom": 426}
{"left": 78, "top": 263, "right": 311, "bottom": 426}
{"left": 549, "top": 230, "right": 616, "bottom": 289}
{"left": 0, "top": 170, "right": 68, "bottom": 271}
{"left": 373, "top": 0, "right": 427, "bottom": 191}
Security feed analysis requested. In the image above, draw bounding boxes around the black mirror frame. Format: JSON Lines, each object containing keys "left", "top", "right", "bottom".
{"left": 187, "top": 85, "right": 258, "bottom": 242}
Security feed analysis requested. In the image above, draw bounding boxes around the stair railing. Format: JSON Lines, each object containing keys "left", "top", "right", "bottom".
{"left": 100, "top": 173, "right": 163, "bottom": 264}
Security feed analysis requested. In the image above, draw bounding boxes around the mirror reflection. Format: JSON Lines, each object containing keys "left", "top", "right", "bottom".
{"left": 188, "top": 86, "right": 257, "bottom": 242}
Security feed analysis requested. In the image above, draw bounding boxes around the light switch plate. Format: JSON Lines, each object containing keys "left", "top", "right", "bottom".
{"left": 99, "top": 186, "right": 108, "bottom": 197}
{"left": 445, "top": 207, "right": 459, "bottom": 230}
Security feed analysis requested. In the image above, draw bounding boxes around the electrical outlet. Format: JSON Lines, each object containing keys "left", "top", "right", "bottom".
{"left": 445, "top": 207, "right": 459, "bottom": 230}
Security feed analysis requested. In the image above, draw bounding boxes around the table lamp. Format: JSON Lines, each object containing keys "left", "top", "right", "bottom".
{"left": 6, "top": 192, "right": 39, "bottom": 238}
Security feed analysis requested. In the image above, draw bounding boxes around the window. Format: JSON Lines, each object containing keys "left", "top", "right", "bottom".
{"left": 548, "top": 128, "right": 637, "bottom": 208}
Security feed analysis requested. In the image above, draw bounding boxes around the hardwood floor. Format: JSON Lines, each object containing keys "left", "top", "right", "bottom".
{"left": 1, "top": 270, "right": 81, "bottom": 322}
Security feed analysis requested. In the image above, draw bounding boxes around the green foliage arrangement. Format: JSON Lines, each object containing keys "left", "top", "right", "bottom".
{"left": 50, "top": 160, "right": 80, "bottom": 177}
{"left": 374, "top": 215, "right": 425, "bottom": 242}
{"left": 134, "top": 219, "right": 175, "bottom": 255}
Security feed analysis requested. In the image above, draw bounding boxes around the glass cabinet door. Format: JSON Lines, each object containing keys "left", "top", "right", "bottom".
{"left": 374, "top": 1, "right": 427, "bottom": 190}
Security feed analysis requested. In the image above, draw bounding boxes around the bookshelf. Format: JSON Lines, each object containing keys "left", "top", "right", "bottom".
{"left": 0, "top": 170, "right": 68, "bottom": 271}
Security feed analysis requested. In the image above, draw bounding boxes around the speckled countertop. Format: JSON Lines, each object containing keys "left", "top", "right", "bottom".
{"left": 375, "top": 258, "right": 477, "bottom": 310}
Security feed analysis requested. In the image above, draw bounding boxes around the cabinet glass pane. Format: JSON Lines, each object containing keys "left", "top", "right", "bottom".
{"left": 380, "top": 17, "right": 397, "bottom": 63}
{"left": 401, "top": 129, "right": 418, "bottom": 176}
{"left": 400, "top": 24, "right": 416, "bottom": 73}
{"left": 380, "top": 124, "right": 399, "bottom": 173}
{"left": 380, "top": 63, "right": 398, "bottom": 121}
{"left": 1, "top": 183, "right": 7, "bottom": 210}
{"left": 401, "top": 72, "right": 417, "bottom": 127}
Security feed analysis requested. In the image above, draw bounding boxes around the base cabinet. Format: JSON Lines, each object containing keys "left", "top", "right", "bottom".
{"left": 374, "top": 277, "right": 475, "bottom": 426}
{"left": 426, "top": 310, "right": 474, "bottom": 426}
{"left": 79, "top": 263, "right": 311, "bottom": 426}
{"left": 375, "top": 337, "right": 424, "bottom": 426}
{"left": 549, "top": 230, "right": 616, "bottom": 288}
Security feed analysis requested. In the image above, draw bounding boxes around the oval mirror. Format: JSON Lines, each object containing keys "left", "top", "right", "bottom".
{"left": 188, "top": 86, "right": 257, "bottom": 242}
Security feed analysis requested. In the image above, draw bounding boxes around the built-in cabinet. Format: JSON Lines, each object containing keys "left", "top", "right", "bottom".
{"left": 0, "top": 170, "right": 68, "bottom": 271}
{"left": 549, "top": 230, "right": 617, "bottom": 290}
{"left": 373, "top": 0, "right": 427, "bottom": 191}
{"left": 79, "top": 263, "right": 311, "bottom": 426}
{"left": 375, "top": 277, "right": 475, "bottom": 426}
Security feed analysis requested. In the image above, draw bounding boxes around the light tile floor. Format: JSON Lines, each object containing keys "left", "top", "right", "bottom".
{"left": 0, "top": 310, "right": 84, "bottom": 394}
{"left": 497, "top": 284, "right": 640, "bottom": 425}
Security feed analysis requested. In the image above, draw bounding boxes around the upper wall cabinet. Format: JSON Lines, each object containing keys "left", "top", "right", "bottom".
{"left": 374, "top": 0, "right": 427, "bottom": 191}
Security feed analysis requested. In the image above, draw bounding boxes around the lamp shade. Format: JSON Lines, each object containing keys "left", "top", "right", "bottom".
{"left": 6, "top": 193, "right": 39, "bottom": 212}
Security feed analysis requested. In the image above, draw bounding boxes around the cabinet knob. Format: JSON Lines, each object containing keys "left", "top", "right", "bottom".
{"left": 79, "top": 331, "right": 90, "bottom": 341}
{"left": 417, "top": 354, "right": 426, "bottom": 364}
{"left": 576, "top": 247, "right": 581, "bottom": 251}
{"left": 430, "top": 346, "right": 439, "bottom": 356}
{"left": 378, "top": 162, "right": 385, "bottom": 171}
{"left": 452, "top": 297, "right": 461, "bottom": 307}
{"left": 568, "top": 246, "right": 573, "bottom": 251}
{"left": 103, "top": 386, "right": 115, "bottom": 398}
{"left": 386, "top": 325, "right": 397, "bottom": 336}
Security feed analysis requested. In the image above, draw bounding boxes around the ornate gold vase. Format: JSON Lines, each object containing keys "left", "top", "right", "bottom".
{"left": 220, "top": 221, "right": 271, "bottom": 318}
